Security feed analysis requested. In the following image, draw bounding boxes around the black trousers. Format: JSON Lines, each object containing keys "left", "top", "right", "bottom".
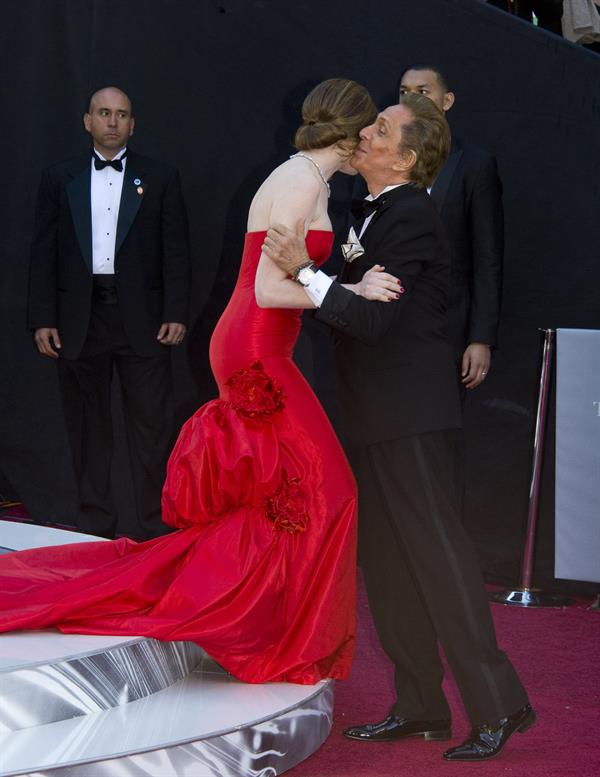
{"left": 348, "top": 429, "right": 528, "bottom": 726}
{"left": 57, "top": 295, "right": 173, "bottom": 539}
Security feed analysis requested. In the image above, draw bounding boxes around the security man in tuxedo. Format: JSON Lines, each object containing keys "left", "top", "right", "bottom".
{"left": 28, "top": 87, "right": 190, "bottom": 539}
{"left": 399, "top": 65, "right": 503, "bottom": 397}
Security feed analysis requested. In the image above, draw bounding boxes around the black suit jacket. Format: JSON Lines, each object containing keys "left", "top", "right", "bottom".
{"left": 429, "top": 138, "right": 503, "bottom": 358}
{"left": 28, "top": 150, "right": 190, "bottom": 359}
{"left": 315, "top": 184, "right": 462, "bottom": 445}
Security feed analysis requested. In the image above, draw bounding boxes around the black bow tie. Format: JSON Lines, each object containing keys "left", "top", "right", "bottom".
{"left": 350, "top": 195, "right": 386, "bottom": 220}
{"left": 93, "top": 151, "right": 126, "bottom": 172}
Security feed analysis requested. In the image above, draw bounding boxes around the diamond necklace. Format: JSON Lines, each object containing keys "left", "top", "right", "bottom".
{"left": 289, "top": 152, "right": 331, "bottom": 197}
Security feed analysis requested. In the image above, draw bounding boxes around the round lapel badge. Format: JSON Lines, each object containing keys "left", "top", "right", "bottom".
{"left": 136, "top": 186, "right": 144, "bottom": 195}
{"left": 133, "top": 178, "right": 141, "bottom": 186}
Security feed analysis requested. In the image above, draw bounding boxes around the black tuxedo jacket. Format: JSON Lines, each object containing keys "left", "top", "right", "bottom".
{"left": 28, "top": 150, "right": 190, "bottom": 359}
{"left": 429, "top": 138, "right": 503, "bottom": 357}
{"left": 315, "top": 184, "right": 462, "bottom": 445}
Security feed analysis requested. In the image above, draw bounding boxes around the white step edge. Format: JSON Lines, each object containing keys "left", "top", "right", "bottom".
{"left": 0, "top": 668, "right": 332, "bottom": 777}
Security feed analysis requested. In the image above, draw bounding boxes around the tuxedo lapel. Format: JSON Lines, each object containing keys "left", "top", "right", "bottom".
{"left": 339, "top": 185, "right": 416, "bottom": 280}
{"left": 116, "top": 153, "right": 146, "bottom": 256}
{"left": 360, "top": 184, "right": 413, "bottom": 244}
{"left": 66, "top": 161, "right": 93, "bottom": 273}
{"left": 338, "top": 260, "right": 351, "bottom": 284}
{"left": 430, "top": 147, "right": 463, "bottom": 211}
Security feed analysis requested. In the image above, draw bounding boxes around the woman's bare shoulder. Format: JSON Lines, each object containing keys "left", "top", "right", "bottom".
{"left": 265, "top": 157, "right": 320, "bottom": 188}
{"left": 248, "top": 159, "right": 322, "bottom": 230}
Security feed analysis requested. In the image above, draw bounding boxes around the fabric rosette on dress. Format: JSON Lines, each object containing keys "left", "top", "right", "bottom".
{"left": 162, "top": 361, "right": 309, "bottom": 536}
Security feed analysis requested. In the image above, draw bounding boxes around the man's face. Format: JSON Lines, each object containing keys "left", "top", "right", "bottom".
{"left": 399, "top": 69, "right": 454, "bottom": 113}
{"left": 83, "top": 88, "right": 134, "bottom": 156}
{"left": 351, "top": 105, "right": 410, "bottom": 180}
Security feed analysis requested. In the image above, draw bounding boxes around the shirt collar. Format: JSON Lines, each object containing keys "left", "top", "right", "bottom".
{"left": 365, "top": 183, "right": 407, "bottom": 202}
{"left": 93, "top": 146, "right": 128, "bottom": 162}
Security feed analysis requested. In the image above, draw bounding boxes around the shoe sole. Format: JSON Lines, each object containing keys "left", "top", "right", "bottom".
{"left": 344, "top": 729, "right": 452, "bottom": 742}
{"left": 517, "top": 709, "right": 537, "bottom": 734}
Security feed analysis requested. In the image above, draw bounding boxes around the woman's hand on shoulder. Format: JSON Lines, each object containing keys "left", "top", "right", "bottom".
{"left": 352, "top": 264, "right": 404, "bottom": 302}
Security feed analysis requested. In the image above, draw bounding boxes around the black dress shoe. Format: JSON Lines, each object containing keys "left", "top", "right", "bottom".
{"left": 344, "top": 714, "right": 451, "bottom": 742}
{"left": 443, "top": 704, "right": 536, "bottom": 761}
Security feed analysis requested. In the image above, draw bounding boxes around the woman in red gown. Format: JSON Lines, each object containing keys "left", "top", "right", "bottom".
{"left": 0, "top": 80, "right": 398, "bottom": 685}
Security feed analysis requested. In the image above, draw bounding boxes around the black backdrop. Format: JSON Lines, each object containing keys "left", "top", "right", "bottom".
{"left": 1, "top": 0, "right": 599, "bottom": 592}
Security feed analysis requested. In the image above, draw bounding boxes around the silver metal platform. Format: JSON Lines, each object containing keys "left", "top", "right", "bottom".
{"left": 0, "top": 521, "right": 333, "bottom": 777}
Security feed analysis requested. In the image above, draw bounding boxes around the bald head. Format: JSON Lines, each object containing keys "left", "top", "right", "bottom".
{"left": 88, "top": 86, "right": 133, "bottom": 116}
{"left": 84, "top": 86, "right": 135, "bottom": 159}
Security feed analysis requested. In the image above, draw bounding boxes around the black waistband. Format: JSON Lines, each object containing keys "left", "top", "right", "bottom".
{"left": 93, "top": 274, "right": 116, "bottom": 288}
{"left": 92, "top": 275, "right": 118, "bottom": 305}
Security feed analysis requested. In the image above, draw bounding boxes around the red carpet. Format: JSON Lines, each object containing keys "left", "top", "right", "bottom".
{"left": 3, "top": 507, "right": 598, "bottom": 774}
{"left": 289, "top": 573, "right": 600, "bottom": 777}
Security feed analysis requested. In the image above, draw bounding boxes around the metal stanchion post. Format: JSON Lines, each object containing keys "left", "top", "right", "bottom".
{"left": 490, "top": 329, "right": 571, "bottom": 608}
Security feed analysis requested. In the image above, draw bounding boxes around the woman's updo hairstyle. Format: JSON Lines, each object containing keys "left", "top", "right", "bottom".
{"left": 294, "top": 78, "right": 377, "bottom": 156}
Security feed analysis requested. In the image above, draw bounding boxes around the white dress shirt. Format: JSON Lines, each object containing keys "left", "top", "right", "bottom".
{"left": 304, "top": 184, "right": 406, "bottom": 307}
{"left": 91, "top": 147, "right": 127, "bottom": 275}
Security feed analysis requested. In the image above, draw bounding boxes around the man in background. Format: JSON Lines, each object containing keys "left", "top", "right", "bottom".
{"left": 399, "top": 65, "right": 503, "bottom": 398}
{"left": 29, "top": 87, "right": 190, "bottom": 539}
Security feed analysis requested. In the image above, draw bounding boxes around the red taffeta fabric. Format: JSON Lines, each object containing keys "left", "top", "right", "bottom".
{"left": 0, "top": 231, "right": 358, "bottom": 685}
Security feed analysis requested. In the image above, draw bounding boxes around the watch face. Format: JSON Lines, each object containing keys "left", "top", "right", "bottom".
{"left": 298, "top": 267, "right": 314, "bottom": 286}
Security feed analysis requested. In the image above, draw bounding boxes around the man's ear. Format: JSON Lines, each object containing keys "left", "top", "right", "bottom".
{"left": 129, "top": 118, "right": 135, "bottom": 137}
{"left": 443, "top": 91, "right": 455, "bottom": 112}
{"left": 392, "top": 148, "right": 417, "bottom": 174}
{"left": 83, "top": 113, "right": 91, "bottom": 134}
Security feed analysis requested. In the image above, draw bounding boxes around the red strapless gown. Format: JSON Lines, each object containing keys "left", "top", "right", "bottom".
{"left": 0, "top": 231, "right": 357, "bottom": 684}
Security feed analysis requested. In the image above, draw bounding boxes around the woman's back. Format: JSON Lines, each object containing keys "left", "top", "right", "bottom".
{"left": 209, "top": 228, "right": 333, "bottom": 385}
{"left": 247, "top": 157, "right": 332, "bottom": 233}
